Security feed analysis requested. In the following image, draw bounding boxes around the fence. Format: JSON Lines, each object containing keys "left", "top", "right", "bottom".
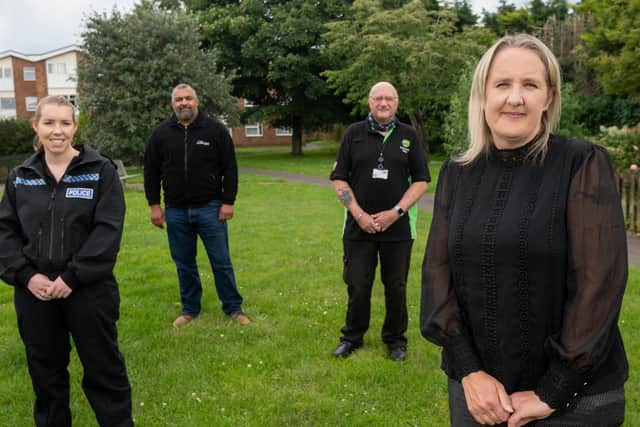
{"left": 617, "top": 172, "right": 640, "bottom": 233}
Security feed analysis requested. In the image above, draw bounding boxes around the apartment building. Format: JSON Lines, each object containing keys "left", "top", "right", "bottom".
{"left": 0, "top": 45, "right": 295, "bottom": 145}
{"left": 0, "top": 45, "right": 80, "bottom": 119}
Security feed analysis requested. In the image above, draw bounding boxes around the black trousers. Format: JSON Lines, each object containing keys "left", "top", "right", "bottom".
{"left": 14, "top": 283, "right": 133, "bottom": 427}
{"left": 340, "top": 239, "right": 413, "bottom": 349}
{"left": 448, "top": 378, "right": 625, "bottom": 427}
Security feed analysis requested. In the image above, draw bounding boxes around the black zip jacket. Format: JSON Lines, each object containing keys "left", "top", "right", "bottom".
{"left": 0, "top": 145, "right": 125, "bottom": 289}
{"left": 144, "top": 111, "right": 238, "bottom": 208}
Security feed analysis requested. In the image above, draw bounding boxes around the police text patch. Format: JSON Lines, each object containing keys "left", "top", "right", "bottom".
{"left": 66, "top": 188, "right": 94, "bottom": 199}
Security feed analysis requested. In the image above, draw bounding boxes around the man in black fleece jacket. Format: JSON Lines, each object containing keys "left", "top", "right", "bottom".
{"left": 144, "top": 83, "right": 250, "bottom": 327}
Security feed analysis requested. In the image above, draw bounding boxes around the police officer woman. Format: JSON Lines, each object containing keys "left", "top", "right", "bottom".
{"left": 0, "top": 96, "right": 133, "bottom": 426}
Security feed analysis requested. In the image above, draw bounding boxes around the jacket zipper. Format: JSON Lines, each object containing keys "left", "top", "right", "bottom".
{"left": 47, "top": 187, "right": 57, "bottom": 260}
{"left": 60, "top": 218, "right": 65, "bottom": 256}
{"left": 37, "top": 229, "right": 43, "bottom": 258}
{"left": 184, "top": 125, "right": 189, "bottom": 183}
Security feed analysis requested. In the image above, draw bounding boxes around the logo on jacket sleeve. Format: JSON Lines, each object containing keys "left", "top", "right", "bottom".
{"left": 196, "top": 140, "right": 211, "bottom": 146}
{"left": 66, "top": 188, "right": 94, "bottom": 199}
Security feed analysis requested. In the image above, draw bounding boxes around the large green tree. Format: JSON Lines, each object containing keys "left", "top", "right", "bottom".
{"left": 322, "top": 0, "right": 489, "bottom": 152}
{"left": 579, "top": 0, "right": 640, "bottom": 98}
{"left": 78, "top": 2, "right": 237, "bottom": 163}
{"left": 481, "top": 0, "right": 571, "bottom": 36}
{"left": 181, "top": 0, "right": 352, "bottom": 155}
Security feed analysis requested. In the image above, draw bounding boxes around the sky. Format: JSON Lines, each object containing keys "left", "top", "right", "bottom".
{"left": 0, "top": 0, "right": 528, "bottom": 54}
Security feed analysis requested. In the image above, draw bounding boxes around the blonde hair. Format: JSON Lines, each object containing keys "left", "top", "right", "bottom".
{"left": 32, "top": 95, "right": 77, "bottom": 151}
{"left": 457, "top": 34, "right": 561, "bottom": 165}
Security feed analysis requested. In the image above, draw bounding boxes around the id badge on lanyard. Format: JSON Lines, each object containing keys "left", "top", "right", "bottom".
{"left": 372, "top": 126, "right": 394, "bottom": 180}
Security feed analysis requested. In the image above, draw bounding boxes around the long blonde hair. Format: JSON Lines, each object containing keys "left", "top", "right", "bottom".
{"left": 32, "top": 95, "right": 77, "bottom": 152}
{"left": 457, "top": 34, "right": 561, "bottom": 165}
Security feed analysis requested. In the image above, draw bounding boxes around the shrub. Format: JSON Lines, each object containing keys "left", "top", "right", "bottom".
{"left": 0, "top": 118, "right": 34, "bottom": 156}
{"left": 562, "top": 91, "right": 640, "bottom": 136}
{"left": 558, "top": 83, "right": 590, "bottom": 139}
{"left": 442, "top": 64, "right": 474, "bottom": 158}
{"left": 595, "top": 124, "right": 640, "bottom": 172}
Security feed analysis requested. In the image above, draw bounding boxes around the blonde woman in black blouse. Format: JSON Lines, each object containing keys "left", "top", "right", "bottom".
{"left": 421, "top": 34, "right": 627, "bottom": 427}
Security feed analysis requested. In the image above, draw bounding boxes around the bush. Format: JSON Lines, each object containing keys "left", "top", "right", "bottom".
{"left": 558, "top": 83, "right": 591, "bottom": 139}
{"left": 0, "top": 118, "right": 34, "bottom": 156}
{"left": 442, "top": 64, "right": 474, "bottom": 158}
{"left": 595, "top": 124, "right": 640, "bottom": 172}
{"left": 561, "top": 89, "right": 640, "bottom": 136}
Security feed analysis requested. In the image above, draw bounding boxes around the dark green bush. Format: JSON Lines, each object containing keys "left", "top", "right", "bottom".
{"left": 562, "top": 91, "right": 640, "bottom": 136}
{"left": 0, "top": 118, "right": 34, "bottom": 156}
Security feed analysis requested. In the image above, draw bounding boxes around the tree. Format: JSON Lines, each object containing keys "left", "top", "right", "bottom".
{"left": 481, "top": 0, "right": 517, "bottom": 35}
{"left": 579, "top": 0, "right": 640, "bottom": 98}
{"left": 442, "top": 63, "right": 474, "bottom": 157}
{"left": 322, "top": 0, "right": 489, "bottom": 152}
{"left": 78, "top": 2, "right": 237, "bottom": 163}
{"left": 481, "top": 0, "right": 571, "bottom": 36}
{"left": 452, "top": 0, "right": 478, "bottom": 30}
{"left": 184, "top": 0, "right": 352, "bottom": 155}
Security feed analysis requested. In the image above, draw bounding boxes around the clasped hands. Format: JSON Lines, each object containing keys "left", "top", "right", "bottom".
{"left": 27, "top": 273, "right": 72, "bottom": 301}
{"left": 461, "top": 371, "right": 554, "bottom": 427}
{"left": 356, "top": 210, "right": 399, "bottom": 234}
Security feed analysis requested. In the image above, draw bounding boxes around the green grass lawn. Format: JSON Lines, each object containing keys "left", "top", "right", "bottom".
{"left": 0, "top": 166, "right": 638, "bottom": 426}
{"left": 125, "top": 139, "right": 445, "bottom": 190}
{"left": 235, "top": 140, "right": 445, "bottom": 193}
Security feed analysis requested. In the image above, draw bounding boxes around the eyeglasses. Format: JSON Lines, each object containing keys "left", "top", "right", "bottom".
{"left": 370, "top": 96, "right": 397, "bottom": 103}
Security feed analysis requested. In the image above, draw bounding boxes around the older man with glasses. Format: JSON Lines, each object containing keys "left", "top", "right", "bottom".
{"left": 329, "top": 81, "right": 430, "bottom": 361}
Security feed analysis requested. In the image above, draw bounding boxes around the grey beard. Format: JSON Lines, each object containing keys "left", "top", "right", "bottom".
{"left": 176, "top": 109, "right": 195, "bottom": 121}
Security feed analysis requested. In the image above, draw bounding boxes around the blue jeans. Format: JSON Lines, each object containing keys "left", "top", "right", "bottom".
{"left": 165, "top": 200, "right": 243, "bottom": 316}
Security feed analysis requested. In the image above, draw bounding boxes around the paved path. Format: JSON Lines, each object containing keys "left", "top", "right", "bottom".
{"left": 241, "top": 167, "right": 640, "bottom": 268}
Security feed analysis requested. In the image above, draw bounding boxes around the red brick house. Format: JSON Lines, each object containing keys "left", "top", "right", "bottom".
{"left": 0, "top": 46, "right": 297, "bottom": 146}
{"left": 0, "top": 45, "right": 81, "bottom": 119}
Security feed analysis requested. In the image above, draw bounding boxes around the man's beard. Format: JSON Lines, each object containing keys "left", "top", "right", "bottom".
{"left": 176, "top": 107, "right": 195, "bottom": 121}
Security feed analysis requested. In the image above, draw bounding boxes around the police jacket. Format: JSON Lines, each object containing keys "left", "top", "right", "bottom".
{"left": 144, "top": 111, "right": 238, "bottom": 208}
{"left": 0, "top": 145, "right": 125, "bottom": 289}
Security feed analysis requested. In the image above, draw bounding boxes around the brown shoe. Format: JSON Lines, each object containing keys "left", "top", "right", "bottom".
{"left": 230, "top": 311, "right": 251, "bottom": 326}
{"left": 172, "top": 314, "right": 195, "bottom": 328}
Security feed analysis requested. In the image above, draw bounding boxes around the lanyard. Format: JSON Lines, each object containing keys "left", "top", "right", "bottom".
{"left": 376, "top": 125, "right": 395, "bottom": 169}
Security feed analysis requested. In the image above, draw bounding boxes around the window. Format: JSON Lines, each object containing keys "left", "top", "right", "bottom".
{"left": 0, "top": 97, "right": 16, "bottom": 109}
{"left": 25, "top": 97, "right": 38, "bottom": 111}
{"left": 245, "top": 123, "right": 263, "bottom": 137}
{"left": 23, "top": 67, "right": 36, "bottom": 81}
{"left": 276, "top": 127, "right": 293, "bottom": 136}
{"left": 63, "top": 94, "right": 77, "bottom": 106}
{"left": 3, "top": 68, "right": 10, "bottom": 78}
{"left": 48, "top": 63, "right": 67, "bottom": 74}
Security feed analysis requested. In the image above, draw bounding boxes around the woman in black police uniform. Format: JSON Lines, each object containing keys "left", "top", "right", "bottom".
{"left": 0, "top": 96, "right": 133, "bottom": 426}
{"left": 421, "top": 34, "right": 628, "bottom": 426}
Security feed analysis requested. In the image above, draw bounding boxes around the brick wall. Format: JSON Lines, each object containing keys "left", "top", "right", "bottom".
{"left": 232, "top": 124, "right": 294, "bottom": 147}
{"left": 12, "top": 57, "right": 47, "bottom": 119}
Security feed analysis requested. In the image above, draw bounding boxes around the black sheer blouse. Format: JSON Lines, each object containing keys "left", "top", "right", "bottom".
{"left": 420, "top": 135, "right": 628, "bottom": 409}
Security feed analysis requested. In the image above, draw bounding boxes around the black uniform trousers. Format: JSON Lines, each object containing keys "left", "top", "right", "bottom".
{"left": 340, "top": 239, "right": 413, "bottom": 349}
{"left": 14, "top": 283, "right": 133, "bottom": 427}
